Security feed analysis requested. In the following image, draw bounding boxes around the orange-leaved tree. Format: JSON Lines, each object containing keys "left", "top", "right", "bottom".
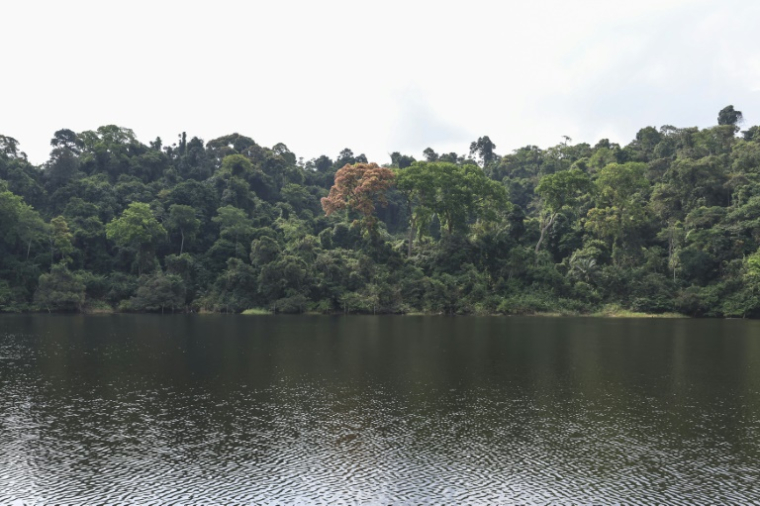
{"left": 321, "top": 162, "right": 396, "bottom": 236}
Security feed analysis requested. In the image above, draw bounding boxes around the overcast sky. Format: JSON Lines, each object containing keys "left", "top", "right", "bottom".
{"left": 3, "top": 0, "right": 759, "bottom": 165}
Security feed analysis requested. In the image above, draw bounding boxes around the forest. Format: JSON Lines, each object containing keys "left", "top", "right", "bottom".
{"left": 1, "top": 105, "right": 759, "bottom": 317}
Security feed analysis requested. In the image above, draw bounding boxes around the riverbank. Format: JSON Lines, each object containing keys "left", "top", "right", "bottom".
{"left": 1, "top": 302, "right": 692, "bottom": 318}
{"left": 242, "top": 304, "right": 689, "bottom": 318}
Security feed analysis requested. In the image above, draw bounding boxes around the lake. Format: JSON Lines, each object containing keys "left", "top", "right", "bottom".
{"left": 1, "top": 315, "right": 759, "bottom": 505}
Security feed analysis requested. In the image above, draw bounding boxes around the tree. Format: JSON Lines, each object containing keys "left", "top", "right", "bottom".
{"left": 18, "top": 205, "right": 48, "bottom": 261}
{"left": 397, "top": 161, "right": 509, "bottom": 238}
{"left": 311, "top": 155, "right": 333, "bottom": 173}
{"left": 0, "top": 184, "right": 48, "bottom": 263}
{"left": 469, "top": 136, "right": 497, "bottom": 167}
{"left": 746, "top": 248, "right": 760, "bottom": 290}
{"left": 250, "top": 236, "right": 281, "bottom": 266}
{"left": 50, "top": 216, "right": 75, "bottom": 266}
{"left": 423, "top": 147, "right": 439, "bottom": 162}
{"left": 50, "top": 129, "right": 83, "bottom": 154}
{"left": 281, "top": 183, "right": 318, "bottom": 215}
{"left": 166, "top": 204, "right": 200, "bottom": 255}
{"left": 272, "top": 142, "right": 297, "bottom": 165}
{"left": 336, "top": 148, "right": 356, "bottom": 167}
{"left": 585, "top": 162, "right": 649, "bottom": 259}
{"left": 321, "top": 163, "right": 396, "bottom": 236}
{"left": 106, "top": 203, "right": 166, "bottom": 274}
{"left": 34, "top": 263, "right": 85, "bottom": 312}
{"left": 46, "top": 129, "right": 83, "bottom": 191}
{"left": 390, "top": 152, "right": 415, "bottom": 169}
{"left": 718, "top": 105, "right": 743, "bottom": 126}
{"left": 126, "top": 273, "right": 185, "bottom": 313}
{"left": 0, "top": 135, "right": 23, "bottom": 158}
{"left": 633, "top": 126, "right": 661, "bottom": 157}
{"left": 219, "top": 154, "right": 254, "bottom": 178}
{"left": 534, "top": 168, "right": 592, "bottom": 255}
{"left": 212, "top": 206, "right": 255, "bottom": 253}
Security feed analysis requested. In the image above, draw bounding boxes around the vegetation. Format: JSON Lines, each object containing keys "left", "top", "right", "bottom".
{"left": 1, "top": 106, "right": 760, "bottom": 317}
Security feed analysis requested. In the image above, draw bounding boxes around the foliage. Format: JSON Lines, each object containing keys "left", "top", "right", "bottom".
{"left": 0, "top": 106, "right": 759, "bottom": 316}
{"left": 34, "top": 264, "right": 85, "bottom": 312}
{"left": 396, "top": 161, "right": 509, "bottom": 237}
{"left": 321, "top": 162, "right": 395, "bottom": 236}
{"left": 106, "top": 202, "right": 166, "bottom": 274}
{"left": 123, "top": 273, "right": 185, "bottom": 313}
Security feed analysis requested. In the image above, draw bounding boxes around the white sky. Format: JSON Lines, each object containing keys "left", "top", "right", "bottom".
{"left": 3, "top": 0, "right": 759, "bottom": 165}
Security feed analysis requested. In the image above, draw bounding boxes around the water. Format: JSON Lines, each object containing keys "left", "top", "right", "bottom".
{"left": 1, "top": 315, "right": 759, "bottom": 505}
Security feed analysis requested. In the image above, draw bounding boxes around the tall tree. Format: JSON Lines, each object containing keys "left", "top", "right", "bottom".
{"left": 166, "top": 204, "right": 200, "bottom": 255}
{"left": 469, "top": 136, "right": 497, "bottom": 167}
{"left": 718, "top": 105, "right": 743, "bottom": 126}
{"left": 34, "top": 263, "right": 85, "bottom": 312}
{"left": 212, "top": 205, "right": 255, "bottom": 254}
{"left": 49, "top": 216, "right": 75, "bottom": 267}
{"left": 106, "top": 203, "right": 166, "bottom": 275}
{"left": 321, "top": 163, "right": 396, "bottom": 236}
{"left": 396, "top": 161, "right": 509, "bottom": 238}
{"left": 534, "top": 168, "right": 592, "bottom": 255}
{"left": 0, "top": 135, "right": 23, "bottom": 159}
{"left": 585, "top": 162, "right": 649, "bottom": 259}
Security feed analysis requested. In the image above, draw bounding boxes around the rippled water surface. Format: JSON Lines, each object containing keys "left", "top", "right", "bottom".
{"left": 1, "top": 315, "right": 760, "bottom": 504}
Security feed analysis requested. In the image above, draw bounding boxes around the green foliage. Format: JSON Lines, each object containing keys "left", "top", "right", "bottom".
{"left": 718, "top": 105, "right": 743, "bottom": 127}
{"left": 1, "top": 114, "right": 760, "bottom": 317}
{"left": 535, "top": 168, "right": 592, "bottom": 213}
{"left": 34, "top": 264, "right": 85, "bottom": 312}
{"left": 106, "top": 202, "right": 166, "bottom": 274}
{"left": 123, "top": 273, "right": 185, "bottom": 312}
{"left": 241, "top": 307, "right": 270, "bottom": 315}
{"left": 166, "top": 204, "right": 200, "bottom": 254}
{"left": 534, "top": 168, "right": 592, "bottom": 253}
{"left": 397, "top": 161, "right": 509, "bottom": 237}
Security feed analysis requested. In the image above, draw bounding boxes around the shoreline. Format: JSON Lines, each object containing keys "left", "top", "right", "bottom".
{"left": 1, "top": 308, "right": 691, "bottom": 318}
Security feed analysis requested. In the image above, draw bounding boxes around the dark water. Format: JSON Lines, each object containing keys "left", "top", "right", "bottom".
{"left": 1, "top": 315, "right": 760, "bottom": 505}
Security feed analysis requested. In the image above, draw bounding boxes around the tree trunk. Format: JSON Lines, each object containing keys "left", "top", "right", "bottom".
{"left": 407, "top": 221, "right": 414, "bottom": 258}
{"left": 180, "top": 230, "right": 185, "bottom": 255}
{"left": 534, "top": 213, "right": 557, "bottom": 256}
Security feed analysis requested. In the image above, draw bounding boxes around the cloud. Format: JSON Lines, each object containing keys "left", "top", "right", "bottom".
{"left": 0, "top": 0, "right": 758, "bottom": 165}
{"left": 528, "top": 0, "right": 760, "bottom": 148}
{"left": 387, "top": 88, "right": 469, "bottom": 157}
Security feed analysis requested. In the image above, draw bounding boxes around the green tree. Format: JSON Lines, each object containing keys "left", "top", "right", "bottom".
{"left": 34, "top": 263, "right": 85, "bottom": 312}
{"left": 166, "top": 204, "right": 200, "bottom": 255}
{"left": 126, "top": 273, "right": 185, "bottom": 313}
{"left": 469, "top": 136, "right": 497, "bottom": 167}
{"left": 534, "top": 168, "right": 591, "bottom": 254}
{"left": 585, "top": 162, "right": 649, "bottom": 261}
{"left": 397, "top": 161, "right": 509, "bottom": 239}
{"left": 50, "top": 216, "right": 75, "bottom": 266}
{"left": 211, "top": 258, "right": 259, "bottom": 312}
{"left": 718, "top": 105, "right": 743, "bottom": 127}
{"left": 0, "top": 135, "right": 22, "bottom": 158}
{"left": 106, "top": 203, "right": 166, "bottom": 274}
{"left": 17, "top": 202, "right": 48, "bottom": 261}
{"left": 212, "top": 205, "right": 255, "bottom": 255}
{"left": 219, "top": 154, "right": 255, "bottom": 178}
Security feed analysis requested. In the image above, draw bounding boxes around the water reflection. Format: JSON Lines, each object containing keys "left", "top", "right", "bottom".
{"left": 1, "top": 315, "right": 759, "bottom": 504}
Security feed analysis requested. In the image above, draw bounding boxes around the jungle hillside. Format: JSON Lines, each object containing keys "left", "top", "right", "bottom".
{"left": 2, "top": 105, "right": 760, "bottom": 317}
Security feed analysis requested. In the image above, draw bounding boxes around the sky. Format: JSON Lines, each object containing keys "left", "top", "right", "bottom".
{"left": 2, "top": 0, "right": 759, "bottom": 166}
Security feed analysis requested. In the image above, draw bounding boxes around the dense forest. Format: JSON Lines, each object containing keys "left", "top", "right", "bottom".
{"left": 2, "top": 106, "right": 760, "bottom": 317}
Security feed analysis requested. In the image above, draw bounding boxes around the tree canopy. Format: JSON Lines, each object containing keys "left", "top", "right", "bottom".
{"left": 1, "top": 105, "right": 760, "bottom": 316}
